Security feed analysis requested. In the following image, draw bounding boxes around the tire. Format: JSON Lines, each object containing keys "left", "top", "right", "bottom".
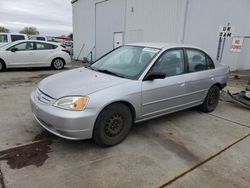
{"left": 200, "top": 85, "right": 220, "bottom": 112}
{"left": 0, "top": 61, "right": 5, "bottom": 72}
{"left": 51, "top": 58, "right": 64, "bottom": 70}
{"left": 93, "top": 103, "right": 133, "bottom": 147}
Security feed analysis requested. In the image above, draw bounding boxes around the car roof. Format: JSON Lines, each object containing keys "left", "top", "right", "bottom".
{"left": 0, "top": 40, "right": 60, "bottom": 49}
{"left": 127, "top": 42, "right": 205, "bottom": 51}
{"left": 11, "top": 40, "right": 60, "bottom": 45}
{"left": 0, "top": 33, "right": 27, "bottom": 35}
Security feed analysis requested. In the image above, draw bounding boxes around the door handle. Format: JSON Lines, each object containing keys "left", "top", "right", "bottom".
{"left": 178, "top": 82, "right": 185, "bottom": 87}
{"left": 209, "top": 75, "right": 214, "bottom": 80}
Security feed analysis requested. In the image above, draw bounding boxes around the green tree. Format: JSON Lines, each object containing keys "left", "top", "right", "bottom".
{"left": 0, "top": 26, "right": 10, "bottom": 33}
{"left": 19, "top": 27, "right": 39, "bottom": 35}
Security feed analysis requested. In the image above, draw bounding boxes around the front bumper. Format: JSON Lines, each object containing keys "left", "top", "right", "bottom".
{"left": 30, "top": 89, "right": 97, "bottom": 140}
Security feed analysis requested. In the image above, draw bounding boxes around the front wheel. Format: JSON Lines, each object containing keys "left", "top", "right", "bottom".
{"left": 93, "top": 103, "right": 133, "bottom": 147}
{"left": 0, "top": 61, "right": 5, "bottom": 72}
{"left": 200, "top": 85, "right": 220, "bottom": 112}
{"left": 51, "top": 58, "right": 64, "bottom": 70}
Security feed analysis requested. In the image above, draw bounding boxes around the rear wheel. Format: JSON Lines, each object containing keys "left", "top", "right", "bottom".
{"left": 93, "top": 103, "right": 133, "bottom": 147}
{"left": 51, "top": 58, "right": 64, "bottom": 70}
{"left": 200, "top": 85, "right": 220, "bottom": 112}
{"left": 0, "top": 61, "right": 5, "bottom": 72}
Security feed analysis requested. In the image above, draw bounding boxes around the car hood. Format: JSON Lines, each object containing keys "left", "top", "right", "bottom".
{"left": 38, "top": 68, "right": 129, "bottom": 99}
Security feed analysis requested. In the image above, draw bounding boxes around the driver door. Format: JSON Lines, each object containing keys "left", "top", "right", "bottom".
{"left": 141, "top": 49, "right": 189, "bottom": 118}
{"left": 6, "top": 42, "right": 35, "bottom": 67}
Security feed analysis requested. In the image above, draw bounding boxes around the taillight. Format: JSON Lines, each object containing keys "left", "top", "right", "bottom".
{"left": 62, "top": 49, "right": 70, "bottom": 55}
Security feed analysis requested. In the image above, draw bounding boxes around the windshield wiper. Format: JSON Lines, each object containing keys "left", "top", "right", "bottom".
{"left": 95, "top": 69, "right": 125, "bottom": 78}
{"left": 87, "top": 66, "right": 96, "bottom": 70}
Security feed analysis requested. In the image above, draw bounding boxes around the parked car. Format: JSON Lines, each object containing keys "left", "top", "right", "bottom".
{"left": 0, "top": 33, "right": 28, "bottom": 47}
{"left": 0, "top": 40, "right": 71, "bottom": 71}
{"left": 30, "top": 43, "right": 229, "bottom": 146}
{"left": 29, "top": 35, "right": 47, "bottom": 41}
{"left": 62, "top": 41, "right": 73, "bottom": 59}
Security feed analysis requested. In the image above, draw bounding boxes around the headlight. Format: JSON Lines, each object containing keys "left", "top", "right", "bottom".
{"left": 53, "top": 96, "right": 89, "bottom": 111}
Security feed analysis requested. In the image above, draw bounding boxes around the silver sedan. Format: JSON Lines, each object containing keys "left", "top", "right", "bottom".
{"left": 30, "top": 43, "right": 229, "bottom": 146}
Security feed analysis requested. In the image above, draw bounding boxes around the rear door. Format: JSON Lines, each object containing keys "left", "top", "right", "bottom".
{"left": 34, "top": 42, "right": 57, "bottom": 66}
{"left": 184, "top": 48, "right": 216, "bottom": 103}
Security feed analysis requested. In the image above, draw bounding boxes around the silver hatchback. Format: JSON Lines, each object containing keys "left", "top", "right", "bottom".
{"left": 30, "top": 43, "right": 229, "bottom": 146}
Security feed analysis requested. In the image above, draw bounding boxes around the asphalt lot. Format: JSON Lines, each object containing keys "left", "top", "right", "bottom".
{"left": 0, "top": 63, "right": 250, "bottom": 188}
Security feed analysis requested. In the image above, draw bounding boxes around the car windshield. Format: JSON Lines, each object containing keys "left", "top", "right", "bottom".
{"left": 91, "top": 46, "right": 160, "bottom": 79}
{"left": 0, "top": 41, "right": 19, "bottom": 49}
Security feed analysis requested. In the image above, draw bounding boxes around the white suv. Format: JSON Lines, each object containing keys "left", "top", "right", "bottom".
{"left": 0, "top": 33, "right": 28, "bottom": 47}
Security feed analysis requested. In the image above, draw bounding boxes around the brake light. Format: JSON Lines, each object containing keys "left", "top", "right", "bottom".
{"left": 62, "top": 49, "right": 70, "bottom": 55}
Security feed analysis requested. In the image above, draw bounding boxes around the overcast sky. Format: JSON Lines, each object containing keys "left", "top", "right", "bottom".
{"left": 0, "top": 0, "right": 72, "bottom": 36}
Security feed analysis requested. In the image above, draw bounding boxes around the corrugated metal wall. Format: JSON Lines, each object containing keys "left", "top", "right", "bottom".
{"left": 236, "top": 38, "right": 250, "bottom": 70}
{"left": 72, "top": 0, "right": 250, "bottom": 70}
{"left": 184, "top": 0, "right": 250, "bottom": 70}
{"left": 72, "top": 0, "right": 95, "bottom": 60}
{"left": 95, "top": 0, "right": 126, "bottom": 58}
{"left": 125, "top": 0, "right": 186, "bottom": 43}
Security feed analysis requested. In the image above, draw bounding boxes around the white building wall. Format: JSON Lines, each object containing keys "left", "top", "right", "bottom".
{"left": 72, "top": 0, "right": 250, "bottom": 70}
{"left": 95, "top": 0, "right": 126, "bottom": 58}
{"left": 184, "top": 0, "right": 250, "bottom": 70}
{"left": 125, "top": 0, "right": 186, "bottom": 43}
{"left": 72, "top": 0, "right": 95, "bottom": 60}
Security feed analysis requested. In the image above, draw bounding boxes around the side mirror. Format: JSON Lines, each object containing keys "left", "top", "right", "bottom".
{"left": 144, "top": 72, "right": 166, "bottom": 81}
{"left": 11, "top": 48, "right": 18, "bottom": 52}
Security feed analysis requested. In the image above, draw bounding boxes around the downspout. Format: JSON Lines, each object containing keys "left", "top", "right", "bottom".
{"left": 181, "top": 0, "right": 189, "bottom": 43}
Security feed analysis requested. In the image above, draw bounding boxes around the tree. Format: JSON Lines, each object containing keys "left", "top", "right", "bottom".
{"left": 19, "top": 27, "right": 39, "bottom": 35}
{"left": 0, "top": 26, "right": 10, "bottom": 33}
{"left": 68, "top": 33, "right": 73, "bottom": 40}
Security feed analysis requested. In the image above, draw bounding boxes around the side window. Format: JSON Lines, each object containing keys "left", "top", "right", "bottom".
{"left": 0, "top": 34, "right": 8, "bottom": 43}
{"left": 52, "top": 45, "right": 58, "bottom": 49}
{"left": 152, "top": 49, "right": 185, "bottom": 77}
{"left": 9, "top": 42, "right": 27, "bottom": 51}
{"left": 186, "top": 50, "right": 206, "bottom": 72}
{"left": 36, "top": 43, "right": 53, "bottom": 50}
{"left": 26, "top": 42, "right": 35, "bottom": 50}
{"left": 206, "top": 56, "right": 215, "bottom": 69}
{"left": 11, "top": 35, "right": 25, "bottom": 42}
{"left": 8, "top": 42, "right": 35, "bottom": 51}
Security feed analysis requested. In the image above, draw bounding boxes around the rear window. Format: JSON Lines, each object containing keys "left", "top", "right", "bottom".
{"left": 11, "top": 35, "right": 25, "bottom": 42}
{"left": 0, "top": 34, "right": 8, "bottom": 43}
